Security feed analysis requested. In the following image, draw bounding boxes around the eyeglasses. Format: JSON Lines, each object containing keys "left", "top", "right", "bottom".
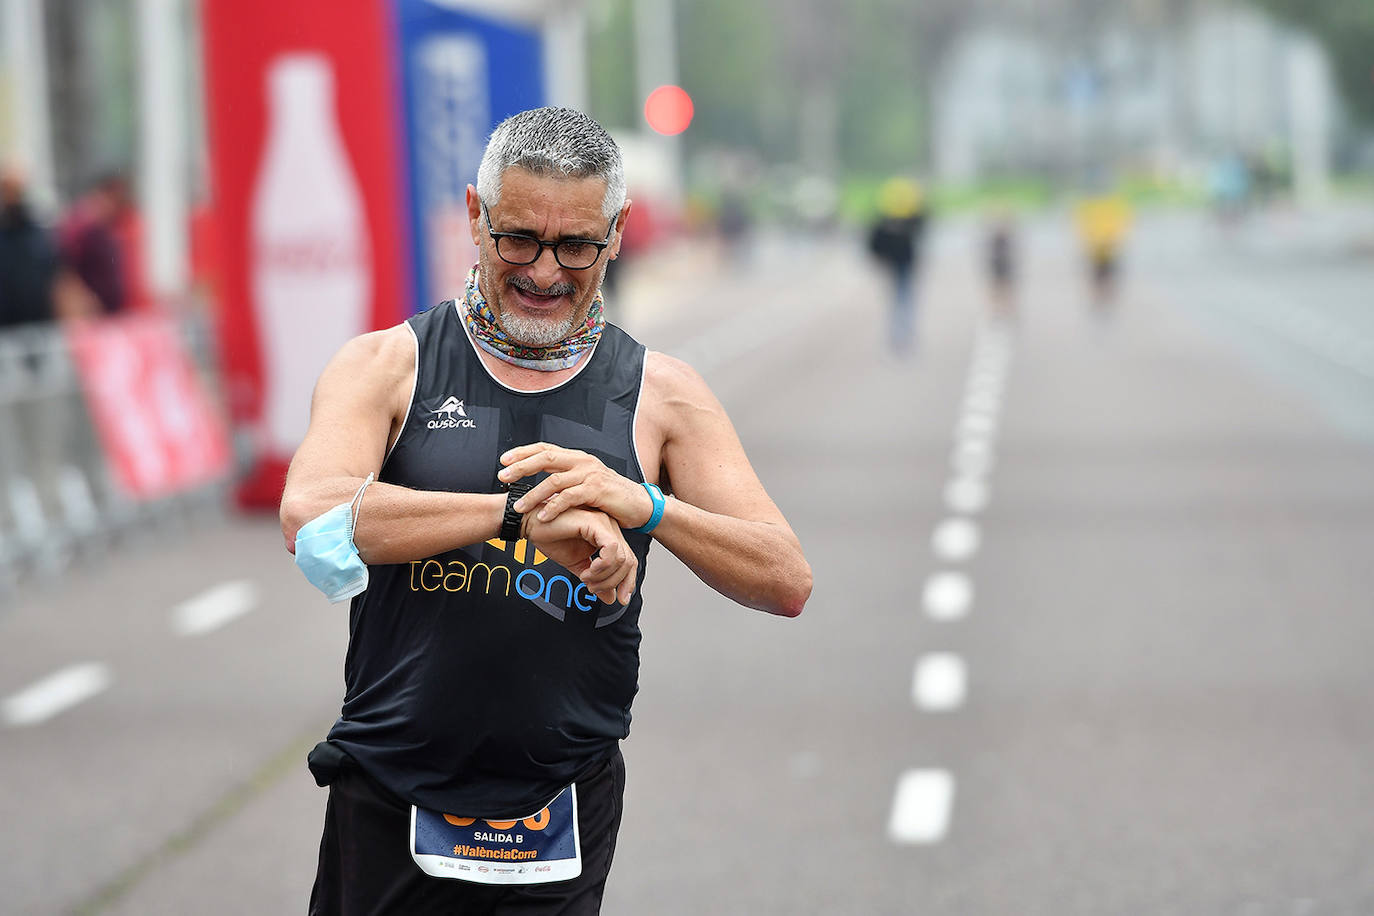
{"left": 483, "top": 206, "right": 616, "bottom": 271}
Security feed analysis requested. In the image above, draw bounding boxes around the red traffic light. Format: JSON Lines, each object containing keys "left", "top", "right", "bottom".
{"left": 644, "top": 85, "right": 693, "bottom": 136}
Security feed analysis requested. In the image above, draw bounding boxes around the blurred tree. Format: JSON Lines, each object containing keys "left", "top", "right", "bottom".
{"left": 44, "top": 0, "right": 137, "bottom": 198}
{"left": 586, "top": 0, "right": 640, "bottom": 129}
{"left": 587, "top": 0, "right": 943, "bottom": 176}
{"left": 588, "top": 0, "right": 1374, "bottom": 182}
{"left": 1253, "top": 0, "right": 1374, "bottom": 124}
{"left": 674, "top": 0, "right": 792, "bottom": 163}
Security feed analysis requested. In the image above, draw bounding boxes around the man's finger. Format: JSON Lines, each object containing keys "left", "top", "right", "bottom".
{"left": 498, "top": 444, "right": 595, "bottom": 484}
{"left": 499, "top": 442, "right": 553, "bottom": 466}
{"left": 582, "top": 565, "right": 634, "bottom": 606}
{"left": 512, "top": 472, "right": 572, "bottom": 513}
{"left": 533, "top": 483, "right": 600, "bottom": 521}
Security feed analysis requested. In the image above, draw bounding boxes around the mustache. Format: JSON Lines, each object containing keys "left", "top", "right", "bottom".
{"left": 508, "top": 274, "right": 576, "bottom": 297}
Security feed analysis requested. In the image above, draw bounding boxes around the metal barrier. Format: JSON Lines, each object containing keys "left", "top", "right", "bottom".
{"left": 0, "top": 319, "right": 229, "bottom": 591}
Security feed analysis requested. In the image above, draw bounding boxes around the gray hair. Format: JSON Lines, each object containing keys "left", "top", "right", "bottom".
{"left": 475, "top": 107, "right": 626, "bottom": 220}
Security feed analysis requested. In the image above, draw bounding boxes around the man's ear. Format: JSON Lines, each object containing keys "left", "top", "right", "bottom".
{"left": 466, "top": 185, "right": 482, "bottom": 246}
{"left": 610, "top": 199, "right": 633, "bottom": 259}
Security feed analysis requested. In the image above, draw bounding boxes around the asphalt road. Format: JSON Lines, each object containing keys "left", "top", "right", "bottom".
{"left": 2, "top": 209, "right": 1372, "bottom": 915}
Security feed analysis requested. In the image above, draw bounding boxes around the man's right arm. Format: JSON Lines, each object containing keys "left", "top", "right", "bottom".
{"left": 278, "top": 326, "right": 508, "bottom": 565}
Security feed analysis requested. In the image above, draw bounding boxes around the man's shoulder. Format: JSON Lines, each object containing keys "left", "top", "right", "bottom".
{"left": 641, "top": 350, "right": 713, "bottom": 407}
{"left": 330, "top": 324, "right": 415, "bottom": 381}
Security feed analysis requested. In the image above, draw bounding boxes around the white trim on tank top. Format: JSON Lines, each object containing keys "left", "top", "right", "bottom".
{"left": 381, "top": 322, "right": 421, "bottom": 469}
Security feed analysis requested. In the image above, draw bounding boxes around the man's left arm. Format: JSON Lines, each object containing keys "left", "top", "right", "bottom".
{"left": 499, "top": 352, "right": 811, "bottom": 617}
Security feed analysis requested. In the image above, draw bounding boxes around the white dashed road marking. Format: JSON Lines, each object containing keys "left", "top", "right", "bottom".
{"left": 888, "top": 769, "right": 955, "bottom": 844}
{"left": 951, "top": 439, "right": 995, "bottom": 477}
{"left": 3, "top": 663, "right": 112, "bottom": 727}
{"left": 895, "top": 319, "right": 1014, "bottom": 846}
{"left": 944, "top": 477, "right": 989, "bottom": 514}
{"left": 957, "top": 412, "right": 998, "bottom": 438}
{"left": 922, "top": 571, "right": 973, "bottom": 621}
{"left": 913, "top": 653, "right": 967, "bottom": 711}
{"left": 931, "top": 518, "right": 981, "bottom": 562}
{"left": 172, "top": 580, "right": 259, "bottom": 637}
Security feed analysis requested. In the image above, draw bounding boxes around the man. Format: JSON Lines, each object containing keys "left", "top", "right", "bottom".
{"left": 865, "top": 177, "right": 927, "bottom": 355}
{"left": 57, "top": 171, "right": 131, "bottom": 315}
{"left": 280, "top": 107, "right": 811, "bottom": 914}
{"left": 0, "top": 163, "right": 59, "bottom": 329}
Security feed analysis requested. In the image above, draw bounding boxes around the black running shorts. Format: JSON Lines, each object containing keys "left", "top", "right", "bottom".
{"left": 308, "top": 746, "right": 625, "bottom": 915}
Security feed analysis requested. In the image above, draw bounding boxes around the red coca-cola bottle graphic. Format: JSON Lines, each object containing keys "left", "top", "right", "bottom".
{"left": 250, "top": 53, "right": 372, "bottom": 459}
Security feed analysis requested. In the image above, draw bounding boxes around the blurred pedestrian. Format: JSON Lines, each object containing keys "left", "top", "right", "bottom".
{"left": 984, "top": 209, "right": 1018, "bottom": 323}
{"left": 1207, "top": 153, "right": 1251, "bottom": 226}
{"left": 866, "top": 177, "right": 928, "bottom": 355}
{"left": 1073, "top": 192, "right": 1131, "bottom": 312}
{"left": 57, "top": 171, "right": 132, "bottom": 315}
{"left": 0, "top": 163, "right": 61, "bottom": 329}
{"left": 280, "top": 106, "right": 810, "bottom": 914}
{"left": 716, "top": 187, "right": 752, "bottom": 268}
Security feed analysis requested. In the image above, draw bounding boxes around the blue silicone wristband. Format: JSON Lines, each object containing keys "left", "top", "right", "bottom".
{"left": 633, "top": 482, "right": 665, "bottom": 534}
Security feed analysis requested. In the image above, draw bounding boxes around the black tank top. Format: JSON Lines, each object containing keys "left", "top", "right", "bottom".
{"left": 326, "top": 301, "right": 652, "bottom": 817}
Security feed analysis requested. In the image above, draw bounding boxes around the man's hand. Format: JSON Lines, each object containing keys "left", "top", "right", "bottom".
{"left": 499, "top": 443, "right": 654, "bottom": 530}
{"left": 523, "top": 506, "right": 638, "bottom": 606}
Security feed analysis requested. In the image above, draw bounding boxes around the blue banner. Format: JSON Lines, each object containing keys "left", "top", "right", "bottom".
{"left": 394, "top": 1, "right": 546, "bottom": 312}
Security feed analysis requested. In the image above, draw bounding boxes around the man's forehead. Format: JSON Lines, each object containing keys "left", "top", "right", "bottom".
{"left": 498, "top": 168, "right": 607, "bottom": 207}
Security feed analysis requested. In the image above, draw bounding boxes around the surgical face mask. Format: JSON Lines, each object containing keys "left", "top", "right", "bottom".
{"left": 294, "top": 474, "right": 374, "bottom": 603}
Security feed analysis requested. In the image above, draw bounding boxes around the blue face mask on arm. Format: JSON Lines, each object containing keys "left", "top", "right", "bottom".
{"left": 294, "top": 474, "right": 374, "bottom": 603}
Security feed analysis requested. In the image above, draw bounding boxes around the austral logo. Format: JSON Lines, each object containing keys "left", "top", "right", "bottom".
{"left": 428, "top": 395, "right": 476, "bottom": 430}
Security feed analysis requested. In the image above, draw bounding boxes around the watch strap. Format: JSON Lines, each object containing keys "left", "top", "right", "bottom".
{"left": 501, "top": 481, "right": 532, "bottom": 541}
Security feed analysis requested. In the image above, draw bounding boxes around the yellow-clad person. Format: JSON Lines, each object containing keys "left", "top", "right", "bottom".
{"left": 1073, "top": 193, "right": 1131, "bottom": 308}
{"left": 866, "top": 178, "right": 929, "bottom": 355}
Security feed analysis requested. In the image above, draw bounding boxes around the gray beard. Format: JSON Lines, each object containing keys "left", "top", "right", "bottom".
{"left": 498, "top": 309, "right": 581, "bottom": 348}
{"left": 475, "top": 251, "right": 607, "bottom": 350}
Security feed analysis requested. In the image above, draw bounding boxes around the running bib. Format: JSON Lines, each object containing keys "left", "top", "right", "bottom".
{"left": 409, "top": 785, "right": 581, "bottom": 885}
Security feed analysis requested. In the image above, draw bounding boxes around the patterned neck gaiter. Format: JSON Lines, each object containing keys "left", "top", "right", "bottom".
{"left": 460, "top": 265, "right": 604, "bottom": 371}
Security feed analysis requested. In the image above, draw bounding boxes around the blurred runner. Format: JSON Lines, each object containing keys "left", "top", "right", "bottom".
{"left": 715, "top": 186, "right": 752, "bottom": 269}
{"left": 866, "top": 177, "right": 928, "bottom": 355}
{"left": 1207, "top": 153, "right": 1251, "bottom": 226}
{"left": 1073, "top": 192, "right": 1131, "bottom": 312}
{"left": 984, "top": 208, "right": 1019, "bottom": 323}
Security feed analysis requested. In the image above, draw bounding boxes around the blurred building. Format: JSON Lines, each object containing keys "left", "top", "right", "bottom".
{"left": 932, "top": 4, "right": 1339, "bottom": 199}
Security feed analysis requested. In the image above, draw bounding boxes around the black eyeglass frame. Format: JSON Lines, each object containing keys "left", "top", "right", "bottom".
{"left": 482, "top": 205, "right": 617, "bottom": 271}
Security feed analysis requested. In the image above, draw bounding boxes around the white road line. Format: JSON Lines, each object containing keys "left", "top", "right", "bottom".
{"left": 964, "top": 381, "right": 1004, "bottom": 405}
{"left": 951, "top": 439, "right": 995, "bottom": 477}
{"left": 944, "top": 477, "right": 989, "bottom": 514}
{"left": 3, "top": 663, "right": 112, "bottom": 727}
{"left": 913, "top": 653, "right": 967, "bottom": 711}
{"left": 931, "top": 518, "right": 981, "bottom": 562}
{"left": 957, "top": 412, "right": 998, "bottom": 438}
{"left": 922, "top": 571, "right": 973, "bottom": 621}
{"left": 888, "top": 769, "right": 955, "bottom": 844}
{"left": 172, "top": 580, "right": 259, "bottom": 637}
{"left": 963, "top": 391, "right": 1002, "bottom": 414}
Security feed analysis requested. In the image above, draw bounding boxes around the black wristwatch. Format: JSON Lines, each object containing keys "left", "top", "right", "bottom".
{"left": 501, "top": 481, "right": 533, "bottom": 541}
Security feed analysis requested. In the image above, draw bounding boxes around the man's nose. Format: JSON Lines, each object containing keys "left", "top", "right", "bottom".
{"left": 528, "top": 245, "right": 564, "bottom": 286}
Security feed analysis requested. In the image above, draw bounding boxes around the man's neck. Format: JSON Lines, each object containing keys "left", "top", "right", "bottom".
{"left": 468, "top": 328, "right": 587, "bottom": 391}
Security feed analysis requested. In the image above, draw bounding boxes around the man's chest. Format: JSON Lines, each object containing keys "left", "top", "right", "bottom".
{"left": 385, "top": 381, "right": 653, "bottom": 493}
